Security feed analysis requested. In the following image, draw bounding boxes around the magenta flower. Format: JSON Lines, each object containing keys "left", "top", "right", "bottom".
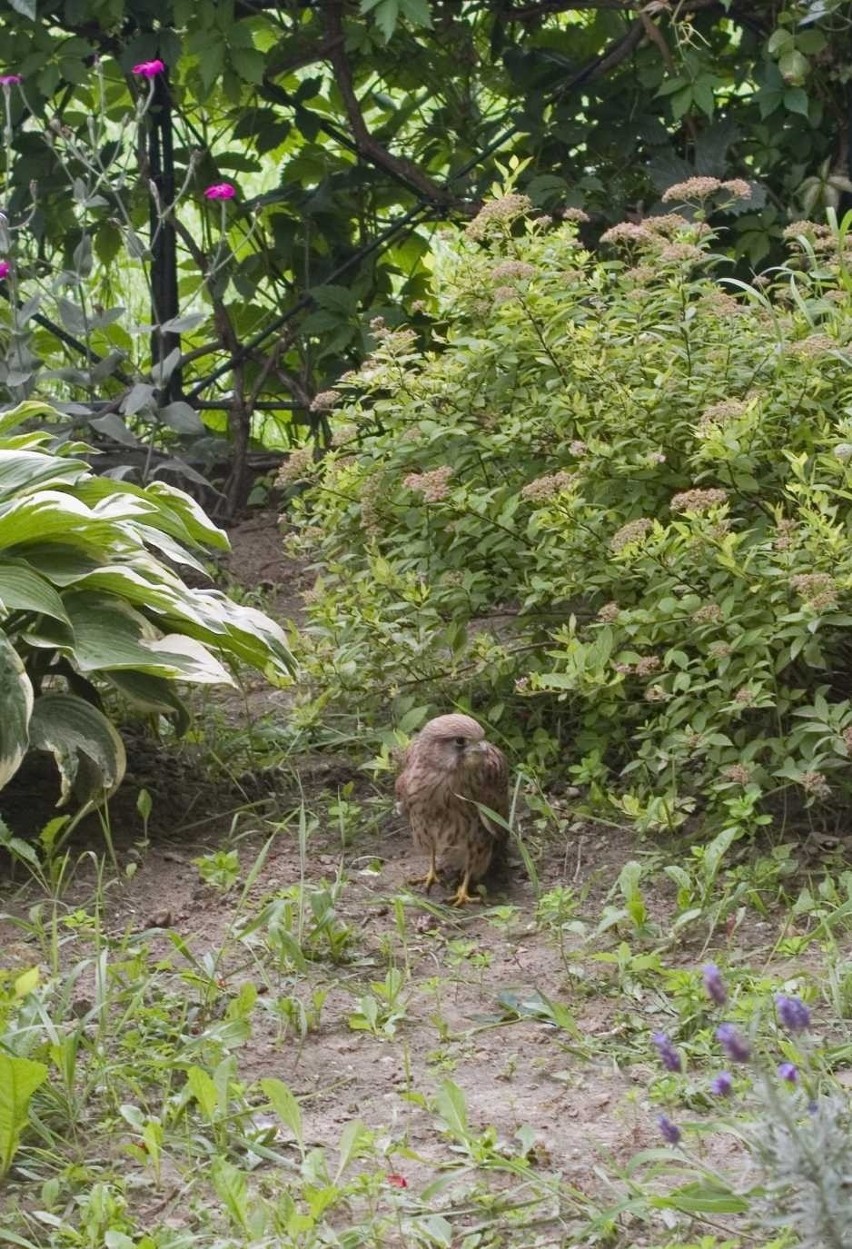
{"left": 132, "top": 60, "right": 165, "bottom": 79}
{"left": 0, "top": 74, "right": 22, "bottom": 86}
{"left": 0, "top": 261, "right": 10, "bottom": 279}
{"left": 203, "top": 183, "right": 236, "bottom": 201}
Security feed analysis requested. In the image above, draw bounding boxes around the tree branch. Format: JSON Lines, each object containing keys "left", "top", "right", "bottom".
{"left": 323, "top": 0, "right": 452, "bottom": 205}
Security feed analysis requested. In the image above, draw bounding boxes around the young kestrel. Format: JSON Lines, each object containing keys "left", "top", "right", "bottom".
{"left": 395, "top": 713, "right": 509, "bottom": 906}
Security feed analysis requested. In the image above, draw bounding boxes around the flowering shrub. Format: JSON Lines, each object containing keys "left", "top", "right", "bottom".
{"left": 290, "top": 193, "right": 852, "bottom": 829}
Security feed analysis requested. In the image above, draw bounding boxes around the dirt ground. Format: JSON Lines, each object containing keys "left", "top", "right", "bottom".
{"left": 0, "top": 512, "right": 805, "bottom": 1243}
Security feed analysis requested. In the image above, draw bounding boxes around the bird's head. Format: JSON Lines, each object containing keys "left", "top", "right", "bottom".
{"left": 415, "top": 713, "right": 489, "bottom": 772}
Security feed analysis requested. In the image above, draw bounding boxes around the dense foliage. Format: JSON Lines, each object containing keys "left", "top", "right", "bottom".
{"left": 290, "top": 189, "right": 852, "bottom": 831}
{"left": 0, "top": 1, "right": 849, "bottom": 504}
{"left": 0, "top": 400, "right": 292, "bottom": 811}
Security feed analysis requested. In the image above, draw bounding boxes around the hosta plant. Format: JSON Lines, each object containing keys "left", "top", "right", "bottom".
{"left": 288, "top": 190, "right": 852, "bottom": 832}
{"left": 0, "top": 401, "right": 293, "bottom": 813}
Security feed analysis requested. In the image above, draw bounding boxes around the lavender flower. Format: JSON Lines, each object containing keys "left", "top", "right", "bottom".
{"left": 652, "top": 1032, "right": 682, "bottom": 1073}
{"left": 778, "top": 1062, "right": 798, "bottom": 1084}
{"left": 702, "top": 963, "right": 728, "bottom": 1006}
{"left": 657, "top": 1114, "right": 681, "bottom": 1145}
{"left": 711, "top": 1071, "right": 733, "bottom": 1096}
{"left": 776, "top": 995, "right": 811, "bottom": 1034}
{"left": 716, "top": 1023, "right": 751, "bottom": 1063}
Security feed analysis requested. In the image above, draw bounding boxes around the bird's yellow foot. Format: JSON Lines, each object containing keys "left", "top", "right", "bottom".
{"left": 447, "top": 880, "right": 481, "bottom": 907}
{"left": 408, "top": 865, "right": 440, "bottom": 893}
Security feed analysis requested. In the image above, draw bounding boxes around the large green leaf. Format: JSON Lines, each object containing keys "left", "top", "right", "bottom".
{"left": 0, "top": 1053, "right": 48, "bottom": 1179}
{"left": 0, "top": 401, "right": 66, "bottom": 438}
{"left": 0, "top": 450, "right": 89, "bottom": 501}
{"left": 0, "top": 491, "right": 124, "bottom": 553}
{"left": 0, "top": 560, "right": 70, "bottom": 623}
{"left": 12, "top": 544, "right": 102, "bottom": 586}
{"left": 29, "top": 692, "right": 126, "bottom": 806}
{"left": 61, "top": 593, "right": 233, "bottom": 682}
{"left": 0, "top": 632, "right": 33, "bottom": 790}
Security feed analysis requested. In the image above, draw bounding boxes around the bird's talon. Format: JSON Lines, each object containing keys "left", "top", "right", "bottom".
{"left": 408, "top": 867, "right": 440, "bottom": 892}
{"left": 447, "top": 884, "right": 481, "bottom": 907}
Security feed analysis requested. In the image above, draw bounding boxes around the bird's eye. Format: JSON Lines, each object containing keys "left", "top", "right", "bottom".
{"left": 454, "top": 736, "right": 466, "bottom": 747}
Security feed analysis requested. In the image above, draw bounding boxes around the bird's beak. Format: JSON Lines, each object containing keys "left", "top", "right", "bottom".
{"left": 466, "top": 740, "right": 488, "bottom": 754}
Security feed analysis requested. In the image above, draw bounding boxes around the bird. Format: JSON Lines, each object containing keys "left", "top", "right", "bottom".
{"left": 394, "top": 713, "right": 509, "bottom": 906}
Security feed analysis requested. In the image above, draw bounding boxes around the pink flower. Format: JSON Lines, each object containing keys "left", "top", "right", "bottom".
{"left": 203, "top": 183, "right": 236, "bottom": 200}
{"left": 132, "top": 60, "right": 165, "bottom": 79}
{"left": 385, "top": 1173, "right": 408, "bottom": 1189}
{"left": 0, "top": 74, "right": 22, "bottom": 86}
{"left": 0, "top": 261, "right": 10, "bottom": 279}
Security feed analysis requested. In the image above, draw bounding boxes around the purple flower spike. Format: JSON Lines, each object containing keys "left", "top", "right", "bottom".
{"left": 203, "top": 183, "right": 236, "bottom": 200}
{"left": 778, "top": 1062, "right": 798, "bottom": 1084}
{"left": 0, "top": 74, "right": 22, "bottom": 86}
{"left": 776, "top": 995, "right": 810, "bottom": 1034}
{"left": 132, "top": 59, "right": 165, "bottom": 79}
{"left": 652, "top": 1032, "right": 682, "bottom": 1073}
{"left": 657, "top": 1114, "right": 681, "bottom": 1145}
{"left": 702, "top": 963, "right": 728, "bottom": 1006}
{"left": 710, "top": 1071, "right": 733, "bottom": 1096}
{"left": 716, "top": 1023, "right": 751, "bottom": 1063}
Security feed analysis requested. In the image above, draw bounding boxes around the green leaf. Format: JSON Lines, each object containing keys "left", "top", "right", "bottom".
{"left": 650, "top": 1180, "right": 748, "bottom": 1215}
{"left": 0, "top": 561, "right": 70, "bottom": 623}
{"left": 186, "top": 1066, "right": 218, "bottom": 1120}
{"left": 0, "top": 632, "right": 32, "bottom": 790}
{"left": 28, "top": 692, "right": 126, "bottom": 806}
{"left": 436, "top": 1080, "right": 469, "bottom": 1139}
{"left": 784, "top": 87, "right": 810, "bottom": 116}
{"left": 0, "top": 450, "right": 89, "bottom": 500}
{"left": 0, "top": 1053, "right": 48, "bottom": 1179}
{"left": 8, "top": 0, "right": 36, "bottom": 20}
{"left": 261, "top": 1077, "right": 304, "bottom": 1151}
{"left": 361, "top": 0, "right": 400, "bottom": 41}
{"left": 230, "top": 47, "right": 265, "bottom": 84}
{"left": 335, "top": 1120, "right": 372, "bottom": 1181}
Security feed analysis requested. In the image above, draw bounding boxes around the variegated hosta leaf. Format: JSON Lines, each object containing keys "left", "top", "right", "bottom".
{"left": 0, "top": 560, "right": 69, "bottom": 623}
{"left": 0, "top": 632, "right": 33, "bottom": 790}
{"left": 28, "top": 693, "right": 126, "bottom": 807}
{"left": 0, "top": 400, "right": 67, "bottom": 438}
{"left": 0, "top": 449, "right": 89, "bottom": 500}
{"left": 61, "top": 592, "right": 233, "bottom": 681}
{"left": 0, "top": 490, "right": 125, "bottom": 553}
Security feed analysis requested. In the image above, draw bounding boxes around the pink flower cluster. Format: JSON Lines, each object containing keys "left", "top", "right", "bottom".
{"left": 0, "top": 74, "right": 21, "bottom": 86}
{"left": 203, "top": 183, "right": 236, "bottom": 200}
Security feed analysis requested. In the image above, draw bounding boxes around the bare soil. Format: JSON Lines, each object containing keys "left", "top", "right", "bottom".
{"left": 0, "top": 511, "right": 815, "bottom": 1242}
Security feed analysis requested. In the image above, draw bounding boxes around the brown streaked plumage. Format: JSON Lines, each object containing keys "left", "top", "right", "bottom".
{"left": 395, "top": 713, "right": 509, "bottom": 906}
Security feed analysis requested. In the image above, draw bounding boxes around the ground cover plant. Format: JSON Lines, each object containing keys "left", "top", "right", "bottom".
{"left": 288, "top": 188, "right": 852, "bottom": 843}
{"left": 3, "top": 768, "right": 852, "bottom": 1249}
